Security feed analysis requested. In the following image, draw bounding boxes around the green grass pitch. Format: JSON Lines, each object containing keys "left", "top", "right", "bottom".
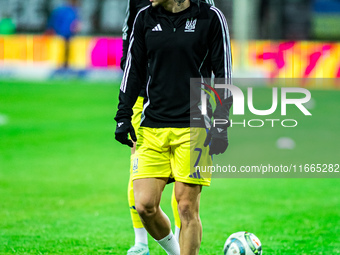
{"left": 0, "top": 79, "right": 339, "bottom": 254}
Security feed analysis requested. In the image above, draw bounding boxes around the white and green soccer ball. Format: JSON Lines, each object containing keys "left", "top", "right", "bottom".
{"left": 223, "top": 231, "right": 262, "bottom": 255}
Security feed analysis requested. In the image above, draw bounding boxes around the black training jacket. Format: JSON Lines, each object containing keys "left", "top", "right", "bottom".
{"left": 121, "top": 0, "right": 216, "bottom": 70}
{"left": 115, "top": 0, "right": 232, "bottom": 128}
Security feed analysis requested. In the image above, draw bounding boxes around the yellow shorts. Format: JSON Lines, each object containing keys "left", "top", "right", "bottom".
{"left": 132, "top": 127, "right": 212, "bottom": 186}
{"left": 131, "top": 96, "right": 144, "bottom": 132}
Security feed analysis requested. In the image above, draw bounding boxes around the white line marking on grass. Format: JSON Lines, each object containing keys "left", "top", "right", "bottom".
{"left": 0, "top": 114, "right": 9, "bottom": 126}
{"left": 276, "top": 137, "right": 296, "bottom": 150}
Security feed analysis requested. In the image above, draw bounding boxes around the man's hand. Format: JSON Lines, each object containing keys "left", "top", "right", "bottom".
{"left": 115, "top": 119, "right": 137, "bottom": 147}
{"left": 203, "top": 126, "right": 229, "bottom": 155}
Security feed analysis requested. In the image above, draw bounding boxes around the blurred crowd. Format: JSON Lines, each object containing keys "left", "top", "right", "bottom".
{"left": 0, "top": 0, "right": 339, "bottom": 40}
{"left": 0, "top": 0, "right": 127, "bottom": 35}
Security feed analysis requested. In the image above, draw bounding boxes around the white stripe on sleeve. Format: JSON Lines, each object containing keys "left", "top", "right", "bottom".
{"left": 205, "top": 0, "right": 215, "bottom": 6}
{"left": 210, "top": 6, "right": 232, "bottom": 98}
{"left": 120, "top": 5, "right": 150, "bottom": 93}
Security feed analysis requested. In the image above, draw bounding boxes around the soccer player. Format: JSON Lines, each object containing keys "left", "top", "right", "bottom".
{"left": 121, "top": 0, "right": 216, "bottom": 254}
{"left": 116, "top": 0, "right": 232, "bottom": 254}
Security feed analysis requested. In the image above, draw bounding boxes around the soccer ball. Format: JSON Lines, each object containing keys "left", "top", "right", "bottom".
{"left": 223, "top": 231, "right": 262, "bottom": 255}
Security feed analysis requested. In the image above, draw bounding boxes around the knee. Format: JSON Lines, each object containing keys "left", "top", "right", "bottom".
{"left": 135, "top": 200, "right": 158, "bottom": 219}
{"left": 177, "top": 200, "right": 199, "bottom": 223}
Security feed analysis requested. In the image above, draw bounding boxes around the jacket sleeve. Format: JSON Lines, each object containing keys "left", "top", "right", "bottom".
{"left": 209, "top": 7, "right": 233, "bottom": 121}
{"left": 120, "top": 0, "right": 138, "bottom": 70}
{"left": 115, "top": 10, "right": 148, "bottom": 122}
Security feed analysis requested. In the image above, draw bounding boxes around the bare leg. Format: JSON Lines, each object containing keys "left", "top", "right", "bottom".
{"left": 127, "top": 142, "right": 149, "bottom": 248}
{"left": 175, "top": 181, "right": 202, "bottom": 255}
{"left": 133, "top": 177, "right": 170, "bottom": 240}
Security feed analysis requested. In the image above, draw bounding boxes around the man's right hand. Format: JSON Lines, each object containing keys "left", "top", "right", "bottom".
{"left": 115, "top": 119, "right": 137, "bottom": 147}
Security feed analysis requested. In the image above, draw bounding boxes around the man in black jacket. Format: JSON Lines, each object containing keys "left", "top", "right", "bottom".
{"left": 121, "top": 0, "right": 218, "bottom": 254}
{"left": 116, "top": 0, "right": 232, "bottom": 254}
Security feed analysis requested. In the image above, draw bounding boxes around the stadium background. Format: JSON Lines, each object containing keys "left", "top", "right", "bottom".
{"left": 0, "top": 0, "right": 339, "bottom": 254}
